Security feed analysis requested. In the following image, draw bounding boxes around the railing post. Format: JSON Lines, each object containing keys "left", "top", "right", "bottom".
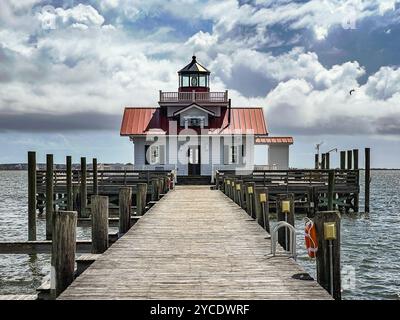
{"left": 51, "top": 210, "right": 77, "bottom": 298}
{"left": 46, "top": 154, "right": 54, "bottom": 240}
{"left": 91, "top": 195, "right": 109, "bottom": 254}
{"left": 66, "top": 156, "right": 73, "bottom": 211}
{"left": 119, "top": 187, "right": 132, "bottom": 235}
{"left": 314, "top": 210, "right": 341, "bottom": 300}
{"left": 28, "top": 151, "right": 37, "bottom": 241}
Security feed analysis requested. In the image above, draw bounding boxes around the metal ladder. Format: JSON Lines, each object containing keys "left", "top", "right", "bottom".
{"left": 270, "top": 221, "right": 297, "bottom": 260}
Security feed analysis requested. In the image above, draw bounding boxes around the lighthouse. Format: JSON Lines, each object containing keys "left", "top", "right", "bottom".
{"left": 120, "top": 56, "right": 293, "bottom": 181}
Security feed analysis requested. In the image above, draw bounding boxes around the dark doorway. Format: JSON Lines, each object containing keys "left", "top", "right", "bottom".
{"left": 188, "top": 145, "right": 201, "bottom": 175}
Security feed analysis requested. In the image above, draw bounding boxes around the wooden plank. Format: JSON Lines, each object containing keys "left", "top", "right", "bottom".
{"left": 59, "top": 186, "right": 331, "bottom": 300}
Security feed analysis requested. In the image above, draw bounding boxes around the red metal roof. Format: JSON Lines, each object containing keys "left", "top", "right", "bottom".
{"left": 255, "top": 137, "right": 294, "bottom": 144}
{"left": 120, "top": 107, "right": 268, "bottom": 136}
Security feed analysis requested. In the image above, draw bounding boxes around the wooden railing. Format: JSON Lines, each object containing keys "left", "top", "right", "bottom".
{"left": 36, "top": 169, "right": 173, "bottom": 189}
{"left": 215, "top": 169, "right": 359, "bottom": 190}
{"left": 159, "top": 91, "right": 228, "bottom": 103}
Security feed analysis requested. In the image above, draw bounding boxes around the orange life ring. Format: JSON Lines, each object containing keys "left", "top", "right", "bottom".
{"left": 305, "top": 220, "right": 318, "bottom": 258}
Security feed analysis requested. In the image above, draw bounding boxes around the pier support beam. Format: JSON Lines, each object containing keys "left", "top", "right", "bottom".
{"left": 276, "top": 193, "right": 295, "bottom": 251}
{"left": 119, "top": 187, "right": 132, "bottom": 235}
{"left": 314, "top": 210, "right": 341, "bottom": 300}
{"left": 51, "top": 210, "right": 77, "bottom": 298}
{"left": 28, "top": 151, "right": 37, "bottom": 241}
{"left": 46, "top": 154, "right": 54, "bottom": 240}
{"left": 91, "top": 195, "right": 109, "bottom": 254}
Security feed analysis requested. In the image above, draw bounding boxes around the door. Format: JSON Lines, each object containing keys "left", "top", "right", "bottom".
{"left": 188, "top": 145, "right": 201, "bottom": 175}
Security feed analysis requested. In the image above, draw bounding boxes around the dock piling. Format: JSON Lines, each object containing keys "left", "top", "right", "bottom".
{"left": 66, "top": 156, "right": 72, "bottom": 211}
{"left": 119, "top": 187, "right": 132, "bottom": 234}
{"left": 136, "top": 183, "right": 147, "bottom": 215}
{"left": 365, "top": 148, "right": 371, "bottom": 213}
{"left": 93, "top": 158, "right": 98, "bottom": 195}
{"left": 327, "top": 170, "right": 335, "bottom": 211}
{"left": 80, "top": 157, "right": 88, "bottom": 218}
{"left": 45, "top": 154, "right": 54, "bottom": 240}
{"left": 28, "top": 151, "right": 37, "bottom": 241}
{"left": 314, "top": 210, "right": 341, "bottom": 300}
{"left": 340, "top": 151, "right": 346, "bottom": 170}
{"left": 91, "top": 195, "right": 109, "bottom": 254}
{"left": 347, "top": 150, "right": 352, "bottom": 170}
{"left": 51, "top": 210, "right": 77, "bottom": 298}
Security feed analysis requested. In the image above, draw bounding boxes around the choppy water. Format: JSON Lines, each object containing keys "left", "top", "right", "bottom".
{"left": 0, "top": 170, "right": 399, "bottom": 299}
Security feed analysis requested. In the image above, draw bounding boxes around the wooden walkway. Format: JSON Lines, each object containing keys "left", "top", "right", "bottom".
{"left": 59, "top": 186, "right": 331, "bottom": 300}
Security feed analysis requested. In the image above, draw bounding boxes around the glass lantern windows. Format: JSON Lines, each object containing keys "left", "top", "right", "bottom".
{"left": 179, "top": 73, "right": 209, "bottom": 88}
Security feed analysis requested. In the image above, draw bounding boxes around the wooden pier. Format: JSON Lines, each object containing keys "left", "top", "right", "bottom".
{"left": 59, "top": 186, "right": 331, "bottom": 300}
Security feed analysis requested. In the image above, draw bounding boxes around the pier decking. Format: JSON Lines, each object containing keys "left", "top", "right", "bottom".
{"left": 59, "top": 186, "right": 331, "bottom": 300}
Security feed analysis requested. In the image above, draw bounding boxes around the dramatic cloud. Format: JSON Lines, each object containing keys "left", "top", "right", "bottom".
{"left": 0, "top": 0, "right": 399, "bottom": 137}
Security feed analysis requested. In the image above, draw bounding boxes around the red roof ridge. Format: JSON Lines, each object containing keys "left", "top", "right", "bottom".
{"left": 124, "top": 106, "right": 158, "bottom": 109}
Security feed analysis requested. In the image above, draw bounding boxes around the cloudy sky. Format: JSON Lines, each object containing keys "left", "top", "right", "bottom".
{"left": 1, "top": 0, "right": 400, "bottom": 168}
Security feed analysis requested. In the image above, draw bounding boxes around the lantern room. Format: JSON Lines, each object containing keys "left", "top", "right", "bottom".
{"left": 178, "top": 56, "right": 210, "bottom": 92}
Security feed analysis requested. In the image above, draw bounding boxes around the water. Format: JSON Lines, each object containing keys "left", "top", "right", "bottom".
{"left": 0, "top": 170, "right": 399, "bottom": 299}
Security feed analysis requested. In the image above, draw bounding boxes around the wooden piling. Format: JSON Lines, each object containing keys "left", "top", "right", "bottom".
{"left": 325, "top": 153, "right": 330, "bottom": 169}
{"left": 353, "top": 149, "right": 359, "bottom": 212}
{"left": 119, "top": 187, "right": 132, "bottom": 234}
{"left": 314, "top": 154, "right": 319, "bottom": 169}
{"left": 314, "top": 210, "right": 341, "bottom": 300}
{"left": 66, "top": 156, "right": 72, "bottom": 211}
{"left": 45, "top": 154, "right": 54, "bottom": 240}
{"left": 340, "top": 151, "right": 346, "bottom": 170}
{"left": 91, "top": 195, "right": 109, "bottom": 254}
{"left": 51, "top": 210, "right": 77, "bottom": 298}
{"left": 245, "top": 182, "right": 255, "bottom": 218}
{"left": 321, "top": 153, "right": 326, "bottom": 170}
{"left": 365, "top": 148, "right": 371, "bottom": 213}
{"left": 308, "top": 186, "right": 318, "bottom": 218}
{"left": 276, "top": 193, "right": 295, "bottom": 251}
{"left": 327, "top": 170, "right": 335, "bottom": 211}
{"left": 136, "top": 183, "right": 147, "bottom": 215}
{"left": 28, "top": 151, "right": 37, "bottom": 241}
{"left": 93, "top": 158, "right": 98, "bottom": 195}
{"left": 347, "top": 150, "right": 352, "bottom": 169}
{"left": 80, "top": 157, "right": 88, "bottom": 218}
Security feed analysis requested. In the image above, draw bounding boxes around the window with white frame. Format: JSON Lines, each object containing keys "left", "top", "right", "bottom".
{"left": 145, "top": 145, "right": 160, "bottom": 165}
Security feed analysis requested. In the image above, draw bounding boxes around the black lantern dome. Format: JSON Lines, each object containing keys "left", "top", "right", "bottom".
{"left": 178, "top": 56, "right": 210, "bottom": 92}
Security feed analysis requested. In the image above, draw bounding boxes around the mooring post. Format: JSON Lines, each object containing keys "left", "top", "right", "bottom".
{"left": 347, "top": 150, "right": 352, "bottom": 170}
{"left": 93, "top": 158, "right": 98, "bottom": 195}
{"left": 46, "top": 154, "right": 54, "bottom": 240}
{"left": 314, "top": 210, "right": 341, "bottom": 300}
{"left": 353, "top": 149, "right": 359, "bottom": 212}
{"left": 314, "top": 153, "right": 319, "bottom": 169}
{"left": 66, "top": 156, "right": 73, "bottom": 211}
{"left": 28, "top": 151, "right": 37, "bottom": 241}
{"left": 340, "top": 151, "right": 346, "bottom": 170}
{"left": 365, "top": 148, "right": 371, "bottom": 213}
{"left": 119, "top": 187, "right": 132, "bottom": 235}
{"left": 51, "top": 210, "right": 77, "bottom": 298}
{"left": 235, "top": 180, "right": 243, "bottom": 207}
{"left": 91, "top": 195, "right": 109, "bottom": 254}
{"left": 80, "top": 157, "right": 88, "bottom": 218}
{"left": 245, "top": 182, "right": 255, "bottom": 217}
{"left": 327, "top": 170, "right": 335, "bottom": 211}
{"left": 276, "top": 193, "right": 295, "bottom": 251}
{"left": 326, "top": 153, "right": 330, "bottom": 169}
{"left": 151, "top": 178, "right": 158, "bottom": 201}
{"left": 136, "top": 183, "right": 147, "bottom": 215}
{"left": 321, "top": 153, "right": 326, "bottom": 170}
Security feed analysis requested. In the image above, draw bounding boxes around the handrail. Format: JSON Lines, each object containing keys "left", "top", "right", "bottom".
{"left": 159, "top": 91, "right": 228, "bottom": 103}
{"left": 271, "top": 221, "right": 297, "bottom": 260}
